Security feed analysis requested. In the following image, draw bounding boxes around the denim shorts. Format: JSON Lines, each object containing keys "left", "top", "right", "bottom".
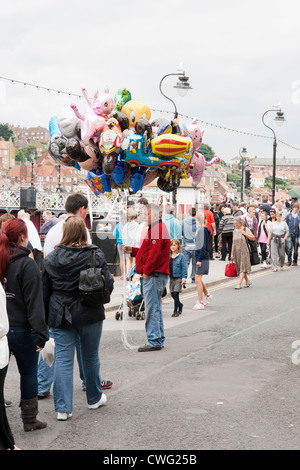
{"left": 195, "top": 259, "right": 209, "bottom": 275}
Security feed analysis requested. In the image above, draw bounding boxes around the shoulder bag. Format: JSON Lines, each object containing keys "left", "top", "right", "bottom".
{"left": 244, "top": 231, "right": 260, "bottom": 265}
{"left": 79, "top": 249, "right": 111, "bottom": 307}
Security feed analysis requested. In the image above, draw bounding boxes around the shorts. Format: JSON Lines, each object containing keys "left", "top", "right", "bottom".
{"left": 195, "top": 259, "right": 209, "bottom": 275}
{"left": 169, "top": 277, "right": 182, "bottom": 293}
{"left": 117, "top": 245, "right": 123, "bottom": 258}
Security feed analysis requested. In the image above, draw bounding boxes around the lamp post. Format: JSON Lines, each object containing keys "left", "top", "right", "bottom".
{"left": 30, "top": 152, "right": 35, "bottom": 187}
{"left": 239, "top": 147, "right": 247, "bottom": 202}
{"left": 56, "top": 164, "right": 63, "bottom": 192}
{"left": 159, "top": 64, "right": 192, "bottom": 118}
{"left": 262, "top": 106, "right": 286, "bottom": 204}
{"left": 159, "top": 65, "right": 192, "bottom": 210}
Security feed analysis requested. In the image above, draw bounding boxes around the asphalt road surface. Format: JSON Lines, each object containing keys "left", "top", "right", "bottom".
{"left": 5, "top": 266, "right": 300, "bottom": 451}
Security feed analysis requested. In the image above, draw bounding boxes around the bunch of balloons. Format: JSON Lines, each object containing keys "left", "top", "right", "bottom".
{"left": 48, "top": 87, "right": 220, "bottom": 194}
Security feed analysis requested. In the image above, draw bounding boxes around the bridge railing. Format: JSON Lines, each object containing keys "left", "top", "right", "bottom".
{"left": 0, "top": 188, "right": 167, "bottom": 215}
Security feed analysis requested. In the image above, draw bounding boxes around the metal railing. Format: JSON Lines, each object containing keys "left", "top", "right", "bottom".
{"left": 0, "top": 188, "right": 168, "bottom": 215}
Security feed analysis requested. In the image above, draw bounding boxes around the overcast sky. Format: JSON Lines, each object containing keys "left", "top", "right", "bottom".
{"left": 1, "top": 0, "right": 300, "bottom": 162}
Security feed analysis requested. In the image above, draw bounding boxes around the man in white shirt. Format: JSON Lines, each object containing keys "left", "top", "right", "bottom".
{"left": 17, "top": 210, "right": 43, "bottom": 267}
{"left": 39, "top": 193, "right": 113, "bottom": 398}
{"left": 43, "top": 193, "right": 91, "bottom": 256}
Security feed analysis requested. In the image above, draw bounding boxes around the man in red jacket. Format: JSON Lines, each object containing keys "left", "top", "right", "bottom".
{"left": 123, "top": 204, "right": 170, "bottom": 351}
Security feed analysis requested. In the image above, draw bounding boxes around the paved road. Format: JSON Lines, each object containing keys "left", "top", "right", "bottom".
{"left": 5, "top": 264, "right": 300, "bottom": 451}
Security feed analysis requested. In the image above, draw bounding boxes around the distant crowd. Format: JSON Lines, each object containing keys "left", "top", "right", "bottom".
{"left": 0, "top": 192, "right": 299, "bottom": 450}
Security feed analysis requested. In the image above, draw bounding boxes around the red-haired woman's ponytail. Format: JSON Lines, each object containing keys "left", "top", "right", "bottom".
{"left": 0, "top": 218, "right": 28, "bottom": 283}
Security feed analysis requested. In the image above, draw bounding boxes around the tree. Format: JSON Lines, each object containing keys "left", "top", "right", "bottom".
{"left": 200, "top": 143, "right": 216, "bottom": 162}
{"left": 15, "top": 145, "right": 38, "bottom": 163}
{"left": 0, "top": 124, "right": 13, "bottom": 141}
{"left": 199, "top": 143, "right": 226, "bottom": 166}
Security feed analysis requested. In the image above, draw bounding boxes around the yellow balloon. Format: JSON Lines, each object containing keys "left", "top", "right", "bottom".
{"left": 121, "top": 99, "right": 151, "bottom": 127}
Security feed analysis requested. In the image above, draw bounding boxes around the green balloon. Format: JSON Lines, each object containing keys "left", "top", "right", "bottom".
{"left": 115, "top": 88, "right": 132, "bottom": 111}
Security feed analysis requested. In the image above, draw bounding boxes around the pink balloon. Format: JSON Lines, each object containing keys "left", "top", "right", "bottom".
{"left": 188, "top": 152, "right": 220, "bottom": 187}
{"left": 70, "top": 88, "right": 115, "bottom": 144}
{"left": 187, "top": 118, "right": 204, "bottom": 151}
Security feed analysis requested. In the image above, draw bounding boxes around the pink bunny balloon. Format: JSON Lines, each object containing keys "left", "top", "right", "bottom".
{"left": 70, "top": 88, "right": 114, "bottom": 144}
{"left": 187, "top": 118, "right": 204, "bottom": 151}
{"left": 82, "top": 88, "right": 114, "bottom": 117}
{"left": 188, "top": 152, "right": 220, "bottom": 187}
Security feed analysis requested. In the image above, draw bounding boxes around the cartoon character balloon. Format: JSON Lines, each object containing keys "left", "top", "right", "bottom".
{"left": 187, "top": 118, "right": 204, "bottom": 151}
{"left": 121, "top": 100, "right": 151, "bottom": 128}
{"left": 48, "top": 86, "right": 220, "bottom": 195}
{"left": 188, "top": 152, "right": 220, "bottom": 187}
{"left": 115, "top": 88, "right": 132, "bottom": 112}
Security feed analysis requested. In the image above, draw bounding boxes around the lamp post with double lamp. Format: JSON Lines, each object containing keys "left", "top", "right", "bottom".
{"left": 159, "top": 65, "right": 192, "bottom": 209}
{"left": 239, "top": 146, "right": 247, "bottom": 202}
{"left": 262, "top": 106, "right": 286, "bottom": 204}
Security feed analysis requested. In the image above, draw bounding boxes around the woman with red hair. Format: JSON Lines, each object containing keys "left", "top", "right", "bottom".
{"left": 0, "top": 218, "right": 49, "bottom": 432}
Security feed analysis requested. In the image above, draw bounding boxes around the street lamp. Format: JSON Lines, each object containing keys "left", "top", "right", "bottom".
{"left": 30, "top": 151, "right": 35, "bottom": 187}
{"left": 262, "top": 106, "right": 286, "bottom": 204}
{"left": 159, "top": 65, "right": 192, "bottom": 210}
{"left": 239, "top": 146, "right": 247, "bottom": 201}
{"left": 56, "top": 163, "right": 63, "bottom": 192}
{"left": 159, "top": 64, "right": 192, "bottom": 118}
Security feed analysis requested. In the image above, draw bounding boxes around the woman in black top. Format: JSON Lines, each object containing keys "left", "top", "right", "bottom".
{"left": 42, "top": 216, "right": 114, "bottom": 421}
{"left": 0, "top": 218, "right": 49, "bottom": 432}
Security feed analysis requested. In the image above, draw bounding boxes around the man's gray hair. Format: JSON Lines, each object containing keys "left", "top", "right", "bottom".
{"left": 166, "top": 205, "right": 175, "bottom": 214}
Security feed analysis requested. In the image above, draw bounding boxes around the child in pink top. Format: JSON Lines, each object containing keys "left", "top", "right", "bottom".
{"left": 257, "top": 211, "right": 271, "bottom": 266}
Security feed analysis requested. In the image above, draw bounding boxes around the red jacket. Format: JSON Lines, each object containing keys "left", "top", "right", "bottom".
{"left": 132, "top": 220, "right": 170, "bottom": 276}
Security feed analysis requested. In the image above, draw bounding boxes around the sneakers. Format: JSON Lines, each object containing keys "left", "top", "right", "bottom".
{"left": 57, "top": 412, "right": 72, "bottom": 421}
{"left": 101, "top": 380, "right": 113, "bottom": 390}
{"left": 38, "top": 391, "right": 50, "bottom": 399}
{"left": 88, "top": 393, "right": 107, "bottom": 409}
{"left": 192, "top": 301, "right": 206, "bottom": 310}
{"left": 203, "top": 293, "right": 213, "bottom": 303}
{"left": 83, "top": 380, "right": 113, "bottom": 391}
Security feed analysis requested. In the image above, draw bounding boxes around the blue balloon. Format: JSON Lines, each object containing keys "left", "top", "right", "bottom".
{"left": 111, "top": 155, "right": 126, "bottom": 185}
{"left": 49, "top": 116, "right": 60, "bottom": 139}
{"left": 130, "top": 167, "right": 146, "bottom": 193}
{"left": 86, "top": 168, "right": 111, "bottom": 194}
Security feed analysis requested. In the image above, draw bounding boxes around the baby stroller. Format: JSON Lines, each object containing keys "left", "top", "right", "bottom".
{"left": 115, "top": 266, "right": 145, "bottom": 321}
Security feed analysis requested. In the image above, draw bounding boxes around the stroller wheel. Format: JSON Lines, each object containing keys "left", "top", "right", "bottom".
{"left": 136, "top": 313, "right": 140, "bottom": 320}
{"left": 115, "top": 312, "right": 120, "bottom": 320}
{"left": 141, "top": 312, "right": 145, "bottom": 320}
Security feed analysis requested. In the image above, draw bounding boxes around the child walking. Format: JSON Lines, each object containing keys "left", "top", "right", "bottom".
{"left": 169, "top": 239, "right": 187, "bottom": 317}
{"left": 193, "top": 213, "right": 213, "bottom": 310}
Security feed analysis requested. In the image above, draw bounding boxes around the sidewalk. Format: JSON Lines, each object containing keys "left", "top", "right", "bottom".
{"left": 105, "top": 257, "right": 271, "bottom": 312}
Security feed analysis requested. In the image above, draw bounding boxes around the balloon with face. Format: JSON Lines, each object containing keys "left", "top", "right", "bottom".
{"left": 187, "top": 118, "right": 204, "bottom": 151}
{"left": 115, "top": 88, "right": 132, "bottom": 112}
{"left": 121, "top": 100, "right": 151, "bottom": 128}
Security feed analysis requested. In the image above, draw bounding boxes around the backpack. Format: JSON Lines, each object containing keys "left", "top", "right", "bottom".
{"left": 79, "top": 249, "right": 110, "bottom": 307}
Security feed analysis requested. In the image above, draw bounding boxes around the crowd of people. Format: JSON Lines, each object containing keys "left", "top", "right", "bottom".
{"left": 0, "top": 192, "right": 299, "bottom": 449}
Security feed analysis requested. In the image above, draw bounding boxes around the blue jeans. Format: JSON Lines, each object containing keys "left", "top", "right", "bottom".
{"left": 142, "top": 274, "right": 168, "bottom": 347}
{"left": 38, "top": 332, "right": 86, "bottom": 394}
{"left": 51, "top": 322, "right": 103, "bottom": 413}
{"left": 7, "top": 327, "right": 40, "bottom": 400}
{"left": 183, "top": 248, "right": 195, "bottom": 280}
{"left": 286, "top": 234, "right": 299, "bottom": 263}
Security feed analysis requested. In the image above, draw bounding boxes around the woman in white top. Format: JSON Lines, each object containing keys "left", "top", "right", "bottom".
{"left": 0, "top": 283, "right": 17, "bottom": 450}
{"left": 122, "top": 208, "right": 140, "bottom": 278}
{"left": 267, "top": 212, "right": 289, "bottom": 271}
